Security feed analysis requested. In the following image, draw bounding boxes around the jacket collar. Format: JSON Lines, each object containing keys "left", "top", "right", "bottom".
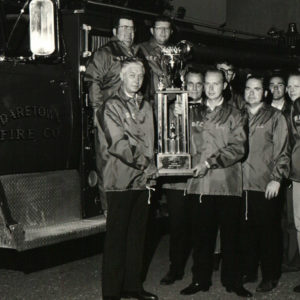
{"left": 204, "top": 97, "right": 225, "bottom": 112}
{"left": 110, "top": 36, "right": 134, "bottom": 53}
{"left": 118, "top": 87, "right": 144, "bottom": 108}
{"left": 245, "top": 103, "right": 275, "bottom": 121}
{"left": 148, "top": 37, "right": 171, "bottom": 52}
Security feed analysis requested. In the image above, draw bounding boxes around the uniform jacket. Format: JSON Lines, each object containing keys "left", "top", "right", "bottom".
{"left": 186, "top": 100, "right": 247, "bottom": 196}
{"left": 139, "top": 38, "right": 171, "bottom": 97}
{"left": 242, "top": 103, "right": 290, "bottom": 192}
{"left": 290, "top": 98, "right": 300, "bottom": 182}
{"left": 85, "top": 37, "right": 143, "bottom": 110}
{"left": 281, "top": 99, "right": 293, "bottom": 141}
{"left": 281, "top": 98, "right": 293, "bottom": 118}
{"left": 163, "top": 100, "right": 203, "bottom": 190}
{"left": 224, "top": 86, "right": 246, "bottom": 110}
{"left": 97, "top": 88, "right": 155, "bottom": 191}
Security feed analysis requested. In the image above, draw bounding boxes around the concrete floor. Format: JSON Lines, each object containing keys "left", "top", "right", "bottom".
{"left": 0, "top": 228, "right": 299, "bottom": 300}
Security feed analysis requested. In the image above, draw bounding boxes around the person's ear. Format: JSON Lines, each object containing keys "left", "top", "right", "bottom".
{"left": 113, "top": 28, "right": 117, "bottom": 37}
{"left": 264, "top": 90, "right": 268, "bottom": 98}
{"left": 150, "top": 27, "right": 154, "bottom": 36}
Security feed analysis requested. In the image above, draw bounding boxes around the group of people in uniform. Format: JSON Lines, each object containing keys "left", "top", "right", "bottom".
{"left": 84, "top": 13, "right": 300, "bottom": 300}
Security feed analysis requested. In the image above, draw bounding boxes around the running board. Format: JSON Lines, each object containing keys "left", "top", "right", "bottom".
{"left": 8, "top": 216, "right": 106, "bottom": 251}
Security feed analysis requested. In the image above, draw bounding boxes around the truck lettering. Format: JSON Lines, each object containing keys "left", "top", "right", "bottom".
{"left": 0, "top": 106, "right": 61, "bottom": 127}
{"left": 0, "top": 114, "right": 8, "bottom": 126}
{"left": 43, "top": 127, "right": 60, "bottom": 138}
{"left": 0, "top": 129, "right": 36, "bottom": 141}
{"left": 16, "top": 107, "right": 25, "bottom": 118}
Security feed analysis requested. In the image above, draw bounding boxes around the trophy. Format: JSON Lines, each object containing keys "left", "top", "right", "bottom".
{"left": 156, "top": 41, "right": 193, "bottom": 176}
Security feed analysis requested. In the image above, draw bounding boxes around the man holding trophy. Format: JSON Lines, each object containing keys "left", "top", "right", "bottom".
{"left": 180, "top": 68, "right": 252, "bottom": 298}
{"left": 160, "top": 69, "right": 204, "bottom": 285}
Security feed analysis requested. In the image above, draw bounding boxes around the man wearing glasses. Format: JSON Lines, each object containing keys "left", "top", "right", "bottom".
{"left": 216, "top": 60, "right": 245, "bottom": 110}
{"left": 85, "top": 14, "right": 143, "bottom": 112}
{"left": 139, "top": 15, "right": 173, "bottom": 101}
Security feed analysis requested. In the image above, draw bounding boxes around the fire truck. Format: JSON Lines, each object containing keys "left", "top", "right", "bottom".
{"left": 0, "top": 0, "right": 298, "bottom": 251}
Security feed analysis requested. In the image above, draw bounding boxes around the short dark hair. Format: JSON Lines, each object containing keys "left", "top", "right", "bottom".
{"left": 204, "top": 68, "right": 225, "bottom": 82}
{"left": 185, "top": 68, "right": 204, "bottom": 81}
{"left": 215, "top": 60, "right": 234, "bottom": 69}
{"left": 152, "top": 15, "right": 172, "bottom": 28}
{"left": 113, "top": 14, "right": 134, "bottom": 29}
{"left": 245, "top": 74, "right": 267, "bottom": 90}
{"left": 269, "top": 71, "right": 286, "bottom": 84}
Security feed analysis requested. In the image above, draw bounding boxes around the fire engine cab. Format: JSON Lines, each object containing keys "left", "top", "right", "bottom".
{"left": 0, "top": 0, "right": 299, "bottom": 251}
{"left": 0, "top": 0, "right": 110, "bottom": 250}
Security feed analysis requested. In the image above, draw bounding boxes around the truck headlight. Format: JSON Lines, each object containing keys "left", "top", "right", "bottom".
{"left": 29, "top": 0, "right": 55, "bottom": 56}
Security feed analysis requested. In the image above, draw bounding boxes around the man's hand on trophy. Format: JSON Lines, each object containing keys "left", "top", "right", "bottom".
{"left": 144, "top": 162, "right": 158, "bottom": 179}
{"left": 192, "top": 162, "right": 209, "bottom": 178}
{"left": 174, "top": 99, "right": 183, "bottom": 116}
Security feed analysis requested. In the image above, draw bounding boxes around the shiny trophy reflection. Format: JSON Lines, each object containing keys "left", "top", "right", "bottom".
{"left": 156, "top": 41, "right": 193, "bottom": 176}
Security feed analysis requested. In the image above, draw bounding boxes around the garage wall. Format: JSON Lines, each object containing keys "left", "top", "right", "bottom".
{"left": 172, "top": 0, "right": 226, "bottom": 26}
{"left": 226, "top": 0, "right": 300, "bottom": 35}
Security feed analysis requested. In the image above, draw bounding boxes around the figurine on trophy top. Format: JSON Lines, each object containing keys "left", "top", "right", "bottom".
{"left": 160, "top": 40, "right": 192, "bottom": 90}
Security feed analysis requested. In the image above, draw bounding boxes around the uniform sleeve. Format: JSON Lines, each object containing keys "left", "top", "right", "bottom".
{"left": 206, "top": 112, "right": 247, "bottom": 168}
{"left": 291, "top": 98, "right": 300, "bottom": 146}
{"left": 84, "top": 49, "right": 112, "bottom": 110}
{"left": 271, "top": 113, "right": 290, "bottom": 182}
{"left": 99, "top": 102, "right": 150, "bottom": 170}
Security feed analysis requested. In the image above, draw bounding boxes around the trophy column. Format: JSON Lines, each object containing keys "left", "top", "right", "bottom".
{"left": 157, "top": 90, "right": 193, "bottom": 176}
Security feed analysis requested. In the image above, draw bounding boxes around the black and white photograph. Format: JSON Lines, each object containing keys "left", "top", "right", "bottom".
{"left": 0, "top": 0, "right": 300, "bottom": 299}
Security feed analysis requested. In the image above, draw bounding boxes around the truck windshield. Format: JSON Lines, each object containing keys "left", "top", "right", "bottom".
{"left": 5, "top": 14, "right": 30, "bottom": 56}
{"left": 0, "top": 1, "right": 31, "bottom": 57}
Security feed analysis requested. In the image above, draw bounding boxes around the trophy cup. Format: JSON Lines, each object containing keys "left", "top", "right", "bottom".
{"left": 156, "top": 41, "right": 193, "bottom": 176}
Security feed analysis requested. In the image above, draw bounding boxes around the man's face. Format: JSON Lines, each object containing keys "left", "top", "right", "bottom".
{"left": 121, "top": 63, "right": 144, "bottom": 95}
{"left": 186, "top": 73, "right": 203, "bottom": 100}
{"left": 204, "top": 71, "right": 226, "bottom": 102}
{"left": 216, "top": 63, "right": 235, "bottom": 82}
{"left": 150, "top": 21, "right": 172, "bottom": 46}
{"left": 113, "top": 18, "right": 135, "bottom": 47}
{"left": 269, "top": 76, "right": 286, "bottom": 101}
{"left": 244, "top": 78, "right": 265, "bottom": 105}
{"left": 287, "top": 75, "right": 300, "bottom": 101}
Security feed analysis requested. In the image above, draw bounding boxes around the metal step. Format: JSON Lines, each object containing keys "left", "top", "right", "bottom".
{"left": 17, "top": 216, "right": 106, "bottom": 250}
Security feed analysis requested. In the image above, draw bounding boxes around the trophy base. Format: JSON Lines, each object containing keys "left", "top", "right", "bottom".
{"left": 157, "top": 153, "right": 193, "bottom": 176}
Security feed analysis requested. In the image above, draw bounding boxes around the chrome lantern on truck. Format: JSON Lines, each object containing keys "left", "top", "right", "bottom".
{"left": 29, "top": 0, "right": 56, "bottom": 56}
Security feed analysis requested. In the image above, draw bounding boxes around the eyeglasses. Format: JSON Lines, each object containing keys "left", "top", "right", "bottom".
{"left": 118, "top": 25, "right": 135, "bottom": 32}
{"left": 219, "top": 67, "right": 234, "bottom": 75}
{"left": 154, "top": 27, "right": 171, "bottom": 33}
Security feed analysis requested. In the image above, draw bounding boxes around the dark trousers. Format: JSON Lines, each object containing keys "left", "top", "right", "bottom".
{"left": 189, "top": 195, "right": 242, "bottom": 288}
{"left": 165, "top": 189, "right": 191, "bottom": 276}
{"left": 240, "top": 191, "right": 281, "bottom": 281}
{"left": 282, "top": 184, "right": 300, "bottom": 266}
{"left": 102, "top": 190, "right": 149, "bottom": 298}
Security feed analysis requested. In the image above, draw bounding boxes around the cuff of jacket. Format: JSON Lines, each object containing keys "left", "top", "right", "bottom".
{"left": 206, "top": 157, "right": 220, "bottom": 169}
{"left": 270, "top": 175, "right": 282, "bottom": 183}
{"left": 135, "top": 155, "right": 150, "bottom": 171}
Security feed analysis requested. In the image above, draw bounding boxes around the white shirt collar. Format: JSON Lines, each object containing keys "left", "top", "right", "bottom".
{"left": 206, "top": 97, "right": 224, "bottom": 111}
{"left": 271, "top": 99, "right": 285, "bottom": 111}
